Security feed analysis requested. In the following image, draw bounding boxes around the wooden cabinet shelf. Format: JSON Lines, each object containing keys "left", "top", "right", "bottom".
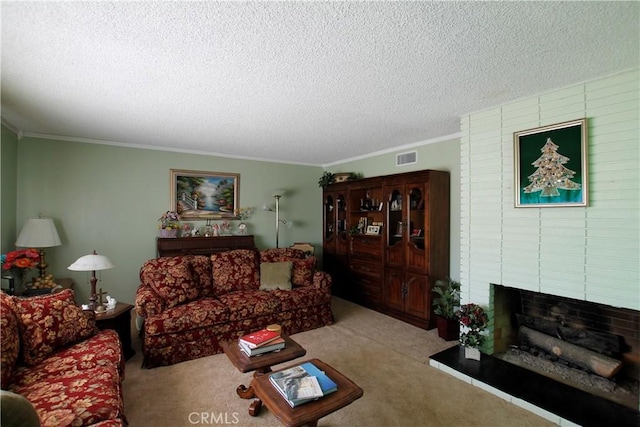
{"left": 322, "top": 170, "right": 450, "bottom": 330}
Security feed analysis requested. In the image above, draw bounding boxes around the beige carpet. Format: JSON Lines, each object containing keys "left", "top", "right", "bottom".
{"left": 123, "top": 298, "right": 555, "bottom": 427}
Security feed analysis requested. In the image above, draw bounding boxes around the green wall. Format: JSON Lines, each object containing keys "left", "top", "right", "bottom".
{"left": 1, "top": 126, "right": 18, "bottom": 255}
{"left": 3, "top": 131, "right": 461, "bottom": 307}
{"left": 11, "top": 136, "right": 323, "bottom": 304}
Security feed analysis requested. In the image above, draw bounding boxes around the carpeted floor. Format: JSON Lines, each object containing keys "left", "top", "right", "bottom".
{"left": 122, "top": 297, "right": 555, "bottom": 426}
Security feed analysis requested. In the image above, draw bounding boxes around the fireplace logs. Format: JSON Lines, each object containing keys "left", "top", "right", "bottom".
{"left": 519, "top": 326, "right": 623, "bottom": 378}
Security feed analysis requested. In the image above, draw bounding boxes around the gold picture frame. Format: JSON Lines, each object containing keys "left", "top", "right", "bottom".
{"left": 170, "top": 169, "right": 240, "bottom": 220}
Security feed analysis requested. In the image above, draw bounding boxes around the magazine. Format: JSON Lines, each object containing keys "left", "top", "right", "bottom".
{"left": 268, "top": 362, "right": 338, "bottom": 407}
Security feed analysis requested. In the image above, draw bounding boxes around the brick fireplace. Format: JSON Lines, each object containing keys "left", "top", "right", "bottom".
{"left": 491, "top": 284, "right": 639, "bottom": 410}
{"left": 452, "top": 70, "right": 640, "bottom": 424}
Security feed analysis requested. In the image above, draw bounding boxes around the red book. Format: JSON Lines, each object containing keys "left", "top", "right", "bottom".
{"left": 239, "top": 329, "right": 280, "bottom": 349}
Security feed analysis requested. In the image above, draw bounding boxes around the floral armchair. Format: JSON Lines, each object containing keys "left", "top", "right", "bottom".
{"left": 0, "top": 290, "right": 126, "bottom": 426}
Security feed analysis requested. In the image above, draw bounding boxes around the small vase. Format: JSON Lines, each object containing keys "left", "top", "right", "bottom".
{"left": 160, "top": 229, "right": 178, "bottom": 238}
{"left": 464, "top": 346, "right": 481, "bottom": 361}
{"left": 4, "top": 268, "right": 30, "bottom": 295}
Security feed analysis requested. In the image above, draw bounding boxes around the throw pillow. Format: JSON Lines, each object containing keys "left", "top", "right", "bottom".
{"left": 289, "top": 256, "right": 316, "bottom": 286}
{"left": 0, "top": 292, "right": 20, "bottom": 388}
{"left": 259, "top": 261, "right": 293, "bottom": 291}
{"left": 144, "top": 258, "right": 200, "bottom": 308}
{"left": 259, "top": 248, "right": 306, "bottom": 264}
{"left": 211, "top": 249, "right": 260, "bottom": 296}
{"left": 12, "top": 289, "right": 98, "bottom": 366}
{"left": 0, "top": 390, "right": 40, "bottom": 427}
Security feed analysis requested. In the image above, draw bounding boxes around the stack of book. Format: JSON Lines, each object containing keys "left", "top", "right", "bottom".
{"left": 269, "top": 361, "right": 338, "bottom": 407}
{"left": 238, "top": 328, "right": 285, "bottom": 356}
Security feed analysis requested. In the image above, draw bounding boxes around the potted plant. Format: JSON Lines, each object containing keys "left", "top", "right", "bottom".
{"left": 318, "top": 171, "right": 335, "bottom": 188}
{"left": 456, "top": 303, "right": 489, "bottom": 360}
{"left": 432, "top": 277, "right": 461, "bottom": 341}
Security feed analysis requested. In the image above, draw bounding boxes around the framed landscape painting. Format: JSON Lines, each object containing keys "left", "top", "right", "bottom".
{"left": 514, "top": 119, "right": 588, "bottom": 208}
{"left": 170, "top": 169, "right": 239, "bottom": 219}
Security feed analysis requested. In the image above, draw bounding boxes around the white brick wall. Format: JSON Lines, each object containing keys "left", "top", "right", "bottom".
{"left": 460, "top": 69, "right": 640, "bottom": 353}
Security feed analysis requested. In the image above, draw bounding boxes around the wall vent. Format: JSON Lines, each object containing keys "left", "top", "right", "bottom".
{"left": 396, "top": 151, "right": 417, "bottom": 166}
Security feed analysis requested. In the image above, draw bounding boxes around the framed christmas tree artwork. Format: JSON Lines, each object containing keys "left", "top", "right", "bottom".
{"left": 514, "top": 118, "right": 588, "bottom": 207}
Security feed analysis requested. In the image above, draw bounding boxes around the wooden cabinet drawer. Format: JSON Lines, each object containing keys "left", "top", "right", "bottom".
{"left": 350, "top": 259, "right": 382, "bottom": 302}
{"left": 351, "top": 235, "right": 382, "bottom": 258}
{"left": 350, "top": 258, "right": 382, "bottom": 277}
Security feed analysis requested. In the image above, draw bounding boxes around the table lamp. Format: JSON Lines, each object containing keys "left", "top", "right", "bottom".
{"left": 68, "top": 251, "right": 115, "bottom": 310}
{"left": 15, "top": 216, "right": 62, "bottom": 279}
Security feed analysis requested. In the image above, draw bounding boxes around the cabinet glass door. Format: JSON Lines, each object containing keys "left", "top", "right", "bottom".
{"left": 408, "top": 187, "right": 425, "bottom": 250}
{"left": 387, "top": 189, "right": 403, "bottom": 247}
{"left": 324, "top": 194, "right": 335, "bottom": 244}
{"left": 336, "top": 193, "right": 349, "bottom": 254}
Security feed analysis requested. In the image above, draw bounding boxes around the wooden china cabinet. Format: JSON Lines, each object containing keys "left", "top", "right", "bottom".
{"left": 322, "top": 183, "right": 350, "bottom": 298}
{"left": 322, "top": 170, "right": 449, "bottom": 329}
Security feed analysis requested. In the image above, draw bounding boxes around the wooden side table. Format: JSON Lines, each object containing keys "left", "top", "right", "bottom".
{"left": 95, "top": 302, "right": 135, "bottom": 360}
{"left": 251, "top": 358, "right": 364, "bottom": 427}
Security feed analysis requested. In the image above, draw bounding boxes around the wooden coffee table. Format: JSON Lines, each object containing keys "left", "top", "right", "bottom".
{"left": 250, "top": 358, "right": 364, "bottom": 427}
{"left": 221, "top": 333, "right": 306, "bottom": 414}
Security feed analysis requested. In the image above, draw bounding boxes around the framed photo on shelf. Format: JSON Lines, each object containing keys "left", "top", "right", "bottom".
{"left": 366, "top": 225, "right": 381, "bottom": 235}
{"left": 170, "top": 169, "right": 240, "bottom": 220}
{"left": 356, "top": 217, "right": 368, "bottom": 233}
{"left": 514, "top": 118, "right": 588, "bottom": 208}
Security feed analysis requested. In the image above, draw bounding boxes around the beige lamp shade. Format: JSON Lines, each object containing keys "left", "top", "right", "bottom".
{"left": 15, "top": 218, "right": 61, "bottom": 248}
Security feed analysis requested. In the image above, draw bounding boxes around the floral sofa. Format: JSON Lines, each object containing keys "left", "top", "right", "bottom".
{"left": 0, "top": 289, "right": 126, "bottom": 426}
{"left": 135, "top": 248, "right": 334, "bottom": 368}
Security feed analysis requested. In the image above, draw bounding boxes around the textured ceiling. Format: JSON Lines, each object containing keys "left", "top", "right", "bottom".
{"left": 1, "top": 2, "right": 638, "bottom": 166}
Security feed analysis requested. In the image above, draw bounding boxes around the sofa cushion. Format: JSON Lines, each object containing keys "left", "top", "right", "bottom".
{"left": 11, "top": 363, "right": 124, "bottom": 427}
{"left": 273, "top": 286, "right": 331, "bottom": 310}
{"left": 144, "top": 298, "right": 229, "bottom": 336}
{"left": 187, "top": 255, "right": 214, "bottom": 297}
{"left": 12, "top": 330, "right": 124, "bottom": 388}
{"left": 259, "top": 262, "right": 293, "bottom": 291}
{"left": 290, "top": 257, "right": 316, "bottom": 286}
{"left": 0, "top": 291, "right": 20, "bottom": 388}
{"left": 259, "top": 248, "right": 306, "bottom": 264}
{"left": 12, "top": 289, "right": 98, "bottom": 366}
{"left": 216, "top": 290, "right": 281, "bottom": 321}
{"left": 141, "top": 257, "right": 200, "bottom": 308}
{"left": 211, "top": 249, "right": 259, "bottom": 296}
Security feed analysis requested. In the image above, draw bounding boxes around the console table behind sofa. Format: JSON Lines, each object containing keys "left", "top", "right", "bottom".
{"left": 157, "top": 235, "right": 256, "bottom": 257}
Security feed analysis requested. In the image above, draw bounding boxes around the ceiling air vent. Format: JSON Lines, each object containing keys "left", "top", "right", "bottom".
{"left": 396, "top": 151, "right": 417, "bottom": 166}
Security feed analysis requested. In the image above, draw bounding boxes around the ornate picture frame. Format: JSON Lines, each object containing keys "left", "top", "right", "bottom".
{"left": 170, "top": 169, "right": 239, "bottom": 220}
{"left": 514, "top": 118, "right": 588, "bottom": 208}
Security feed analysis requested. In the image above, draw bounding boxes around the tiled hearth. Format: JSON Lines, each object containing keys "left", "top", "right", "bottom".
{"left": 430, "top": 346, "right": 639, "bottom": 427}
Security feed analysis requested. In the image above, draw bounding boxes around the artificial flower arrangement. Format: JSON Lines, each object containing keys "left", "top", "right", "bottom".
{"left": 235, "top": 207, "right": 254, "bottom": 220}
{"left": 1, "top": 249, "right": 40, "bottom": 270}
{"left": 1, "top": 249, "right": 45, "bottom": 291}
{"left": 456, "top": 303, "right": 489, "bottom": 348}
{"left": 158, "top": 211, "right": 181, "bottom": 230}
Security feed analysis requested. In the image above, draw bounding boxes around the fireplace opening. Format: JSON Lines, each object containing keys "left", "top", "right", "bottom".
{"left": 492, "top": 284, "right": 640, "bottom": 411}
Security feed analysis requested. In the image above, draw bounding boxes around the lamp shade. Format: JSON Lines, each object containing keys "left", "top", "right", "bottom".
{"left": 68, "top": 252, "right": 115, "bottom": 271}
{"left": 15, "top": 218, "right": 61, "bottom": 248}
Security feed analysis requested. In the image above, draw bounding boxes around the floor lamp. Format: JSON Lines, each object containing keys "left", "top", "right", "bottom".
{"left": 263, "top": 190, "right": 293, "bottom": 248}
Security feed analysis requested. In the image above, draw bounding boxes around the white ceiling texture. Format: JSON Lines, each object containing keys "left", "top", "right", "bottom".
{"left": 1, "top": 1, "right": 638, "bottom": 166}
